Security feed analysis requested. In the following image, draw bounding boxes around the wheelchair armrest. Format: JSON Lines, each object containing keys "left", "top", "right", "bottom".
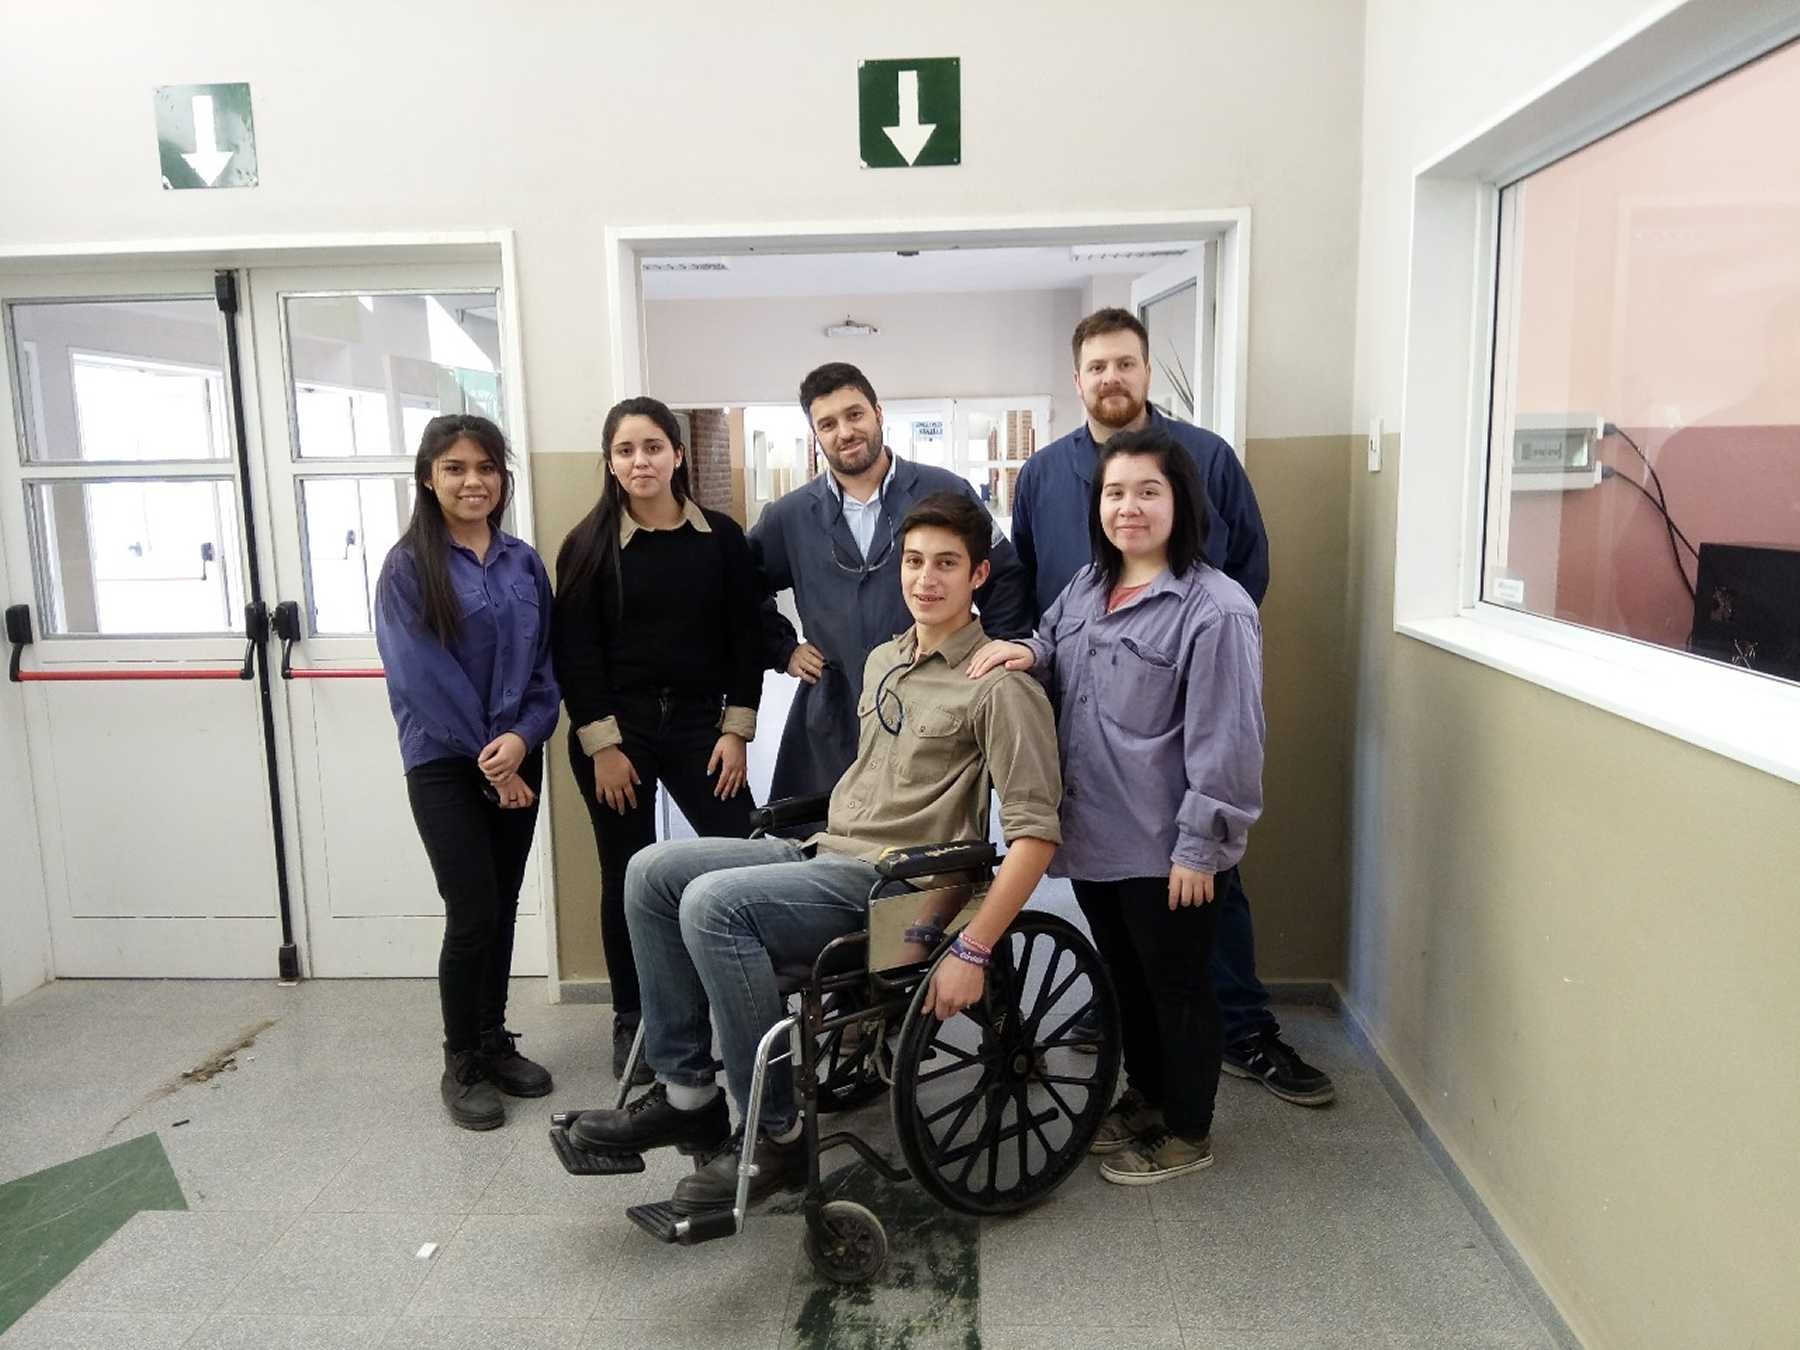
{"left": 874, "top": 839, "right": 997, "bottom": 882}
{"left": 749, "top": 792, "right": 833, "bottom": 832}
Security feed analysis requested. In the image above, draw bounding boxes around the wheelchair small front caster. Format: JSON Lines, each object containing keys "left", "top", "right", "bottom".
{"left": 803, "top": 1200, "right": 888, "bottom": 1284}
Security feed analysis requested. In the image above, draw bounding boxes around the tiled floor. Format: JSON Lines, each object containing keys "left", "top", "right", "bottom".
{"left": 0, "top": 912, "right": 1565, "bottom": 1349}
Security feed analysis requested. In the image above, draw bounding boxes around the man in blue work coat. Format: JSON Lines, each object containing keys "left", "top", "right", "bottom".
{"left": 752, "top": 362, "right": 1032, "bottom": 802}
{"left": 1011, "top": 307, "right": 1334, "bottom": 1107}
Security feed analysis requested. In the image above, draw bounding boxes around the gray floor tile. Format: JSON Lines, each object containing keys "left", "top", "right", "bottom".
{"left": 1182, "top": 1331, "right": 1389, "bottom": 1349}
{"left": 383, "top": 1318, "right": 588, "bottom": 1349}
{"left": 409, "top": 1215, "right": 610, "bottom": 1321}
{"left": 991, "top": 1152, "right": 1151, "bottom": 1228}
{"left": 1386, "top": 1331, "right": 1557, "bottom": 1349}
{"left": 590, "top": 1217, "right": 805, "bottom": 1323}
{"left": 471, "top": 1128, "right": 690, "bottom": 1217}
{"left": 980, "top": 1218, "right": 1178, "bottom": 1329}
{"left": 161, "top": 1123, "right": 369, "bottom": 1211}
{"left": 185, "top": 1314, "right": 393, "bottom": 1348}
{"left": 222, "top": 1211, "right": 460, "bottom": 1316}
{"left": 985, "top": 1326, "right": 1185, "bottom": 1350}
{"left": 0, "top": 1310, "right": 200, "bottom": 1349}
{"left": 1159, "top": 1211, "right": 1380, "bottom": 1332}
{"left": 36, "top": 1210, "right": 293, "bottom": 1316}
{"left": 309, "top": 1126, "right": 518, "bottom": 1214}
{"left": 587, "top": 1323, "right": 782, "bottom": 1350}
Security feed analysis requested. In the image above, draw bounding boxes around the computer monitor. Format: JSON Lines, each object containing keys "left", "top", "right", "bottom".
{"left": 1688, "top": 543, "right": 1800, "bottom": 682}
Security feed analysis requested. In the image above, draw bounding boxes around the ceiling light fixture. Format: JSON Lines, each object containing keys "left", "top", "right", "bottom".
{"left": 825, "top": 317, "right": 880, "bottom": 338}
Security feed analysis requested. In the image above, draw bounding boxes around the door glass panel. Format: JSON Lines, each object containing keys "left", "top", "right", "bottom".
{"left": 1140, "top": 281, "right": 1199, "bottom": 422}
{"left": 300, "top": 475, "right": 414, "bottom": 634}
{"left": 9, "top": 299, "right": 229, "bottom": 462}
{"left": 284, "top": 292, "right": 503, "bottom": 458}
{"left": 26, "top": 479, "right": 245, "bottom": 634}
{"left": 890, "top": 411, "right": 949, "bottom": 470}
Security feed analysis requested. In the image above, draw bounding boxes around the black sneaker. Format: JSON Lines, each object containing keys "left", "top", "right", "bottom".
{"left": 568, "top": 1082, "right": 729, "bottom": 1155}
{"left": 479, "top": 1027, "right": 553, "bottom": 1098}
{"left": 1222, "top": 1030, "right": 1335, "bottom": 1106}
{"left": 441, "top": 1048, "right": 505, "bottom": 1131}
{"left": 612, "top": 1018, "right": 653, "bottom": 1087}
{"left": 1066, "top": 1005, "right": 1103, "bottom": 1055}
{"left": 671, "top": 1126, "right": 806, "bottom": 1215}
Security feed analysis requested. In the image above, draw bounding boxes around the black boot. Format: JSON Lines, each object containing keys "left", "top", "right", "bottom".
{"left": 568, "top": 1082, "right": 728, "bottom": 1154}
{"left": 671, "top": 1126, "right": 806, "bottom": 1214}
{"left": 479, "top": 1027, "right": 553, "bottom": 1098}
{"left": 612, "top": 1017, "right": 653, "bottom": 1087}
{"left": 442, "top": 1047, "right": 504, "bottom": 1131}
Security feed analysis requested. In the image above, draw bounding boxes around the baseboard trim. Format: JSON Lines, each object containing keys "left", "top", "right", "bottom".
{"left": 1262, "top": 978, "right": 1341, "bottom": 1006}
{"left": 554, "top": 979, "right": 614, "bottom": 1005}
{"left": 1332, "top": 987, "right": 1583, "bottom": 1350}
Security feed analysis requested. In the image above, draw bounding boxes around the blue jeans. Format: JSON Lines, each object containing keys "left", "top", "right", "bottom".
{"left": 1209, "top": 867, "right": 1279, "bottom": 1046}
{"left": 624, "top": 836, "right": 882, "bottom": 1132}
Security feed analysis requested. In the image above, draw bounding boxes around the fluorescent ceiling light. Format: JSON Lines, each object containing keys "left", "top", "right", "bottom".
{"left": 1068, "top": 243, "right": 1193, "bottom": 262}
{"left": 825, "top": 318, "right": 879, "bottom": 337}
{"left": 642, "top": 257, "right": 733, "bottom": 273}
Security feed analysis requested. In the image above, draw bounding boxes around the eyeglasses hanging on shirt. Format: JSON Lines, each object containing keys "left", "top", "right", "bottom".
{"left": 873, "top": 658, "right": 909, "bottom": 735}
{"left": 825, "top": 483, "right": 899, "bottom": 578}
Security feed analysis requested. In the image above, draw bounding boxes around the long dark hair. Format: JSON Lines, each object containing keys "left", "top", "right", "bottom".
{"left": 387, "top": 413, "right": 513, "bottom": 643}
{"left": 1088, "top": 426, "right": 1211, "bottom": 592}
{"left": 554, "top": 397, "right": 692, "bottom": 617}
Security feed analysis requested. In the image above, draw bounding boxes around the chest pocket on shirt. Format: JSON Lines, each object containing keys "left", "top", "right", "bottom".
{"left": 509, "top": 578, "right": 540, "bottom": 638}
{"left": 1105, "top": 635, "right": 1182, "bottom": 738}
{"left": 897, "top": 705, "right": 965, "bottom": 786}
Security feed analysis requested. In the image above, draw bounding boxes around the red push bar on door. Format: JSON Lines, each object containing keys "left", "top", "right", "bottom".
{"left": 6, "top": 603, "right": 257, "bottom": 683}
{"left": 271, "top": 601, "right": 385, "bottom": 680}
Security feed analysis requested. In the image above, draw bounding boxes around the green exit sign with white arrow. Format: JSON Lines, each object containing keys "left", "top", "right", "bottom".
{"left": 858, "top": 58, "right": 960, "bottom": 169}
{"left": 155, "top": 83, "right": 258, "bottom": 190}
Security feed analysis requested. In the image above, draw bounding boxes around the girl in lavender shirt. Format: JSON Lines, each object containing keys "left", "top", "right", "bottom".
{"left": 967, "top": 425, "right": 1266, "bottom": 1185}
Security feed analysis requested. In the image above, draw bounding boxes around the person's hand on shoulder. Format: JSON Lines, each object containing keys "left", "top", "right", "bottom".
{"left": 965, "top": 640, "right": 1034, "bottom": 679}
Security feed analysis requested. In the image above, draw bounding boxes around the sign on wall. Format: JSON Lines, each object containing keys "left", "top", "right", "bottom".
{"left": 155, "top": 83, "right": 258, "bottom": 190}
{"left": 858, "top": 59, "right": 960, "bottom": 169}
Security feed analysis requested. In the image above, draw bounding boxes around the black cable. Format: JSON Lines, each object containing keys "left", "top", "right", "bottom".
{"left": 1600, "top": 465, "right": 1695, "bottom": 600}
{"left": 1604, "top": 424, "right": 1700, "bottom": 558}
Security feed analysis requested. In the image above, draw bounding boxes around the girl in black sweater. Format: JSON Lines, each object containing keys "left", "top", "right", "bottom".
{"left": 553, "top": 397, "right": 765, "bottom": 1080}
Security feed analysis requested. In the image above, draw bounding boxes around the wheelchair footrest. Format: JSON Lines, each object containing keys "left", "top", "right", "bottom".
{"left": 626, "top": 1201, "right": 738, "bottom": 1246}
{"left": 550, "top": 1126, "right": 646, "bottom": 1177}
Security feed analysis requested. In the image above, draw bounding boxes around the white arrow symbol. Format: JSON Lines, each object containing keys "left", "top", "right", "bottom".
{"left": 883, "top": 70, "right": 936, "bottom": 165}
{"left": 182, "top": 94, "right": 234, "bottom": 186}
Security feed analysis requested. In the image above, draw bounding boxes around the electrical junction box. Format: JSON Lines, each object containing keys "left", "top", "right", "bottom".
{"left": 1510, "top": 413, "right": 1604, "bottom": 492}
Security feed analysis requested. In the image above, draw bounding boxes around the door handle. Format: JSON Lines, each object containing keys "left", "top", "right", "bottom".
{"left": 272, "top": 600, "right": 302, "bottom": 679}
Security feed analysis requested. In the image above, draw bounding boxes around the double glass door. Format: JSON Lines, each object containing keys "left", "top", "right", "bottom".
{"left": 0, "top": 259, "right": 549, "bottom": 978}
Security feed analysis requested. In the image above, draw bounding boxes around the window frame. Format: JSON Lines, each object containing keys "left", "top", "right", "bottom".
{"left": 1393, "top": 0, "right": 1800, "bottom": 787}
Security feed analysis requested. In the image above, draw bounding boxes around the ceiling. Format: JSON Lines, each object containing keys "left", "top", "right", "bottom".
{"left": 640, "top": 243, "right": 1205, "bottom": 301}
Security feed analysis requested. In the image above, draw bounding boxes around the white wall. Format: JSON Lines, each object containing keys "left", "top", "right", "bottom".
{"left": 646, "top": 288, "right": 1084, "bottom": 438}
{"left": 0, "top": 0, "right": 1363, "bottom": 449}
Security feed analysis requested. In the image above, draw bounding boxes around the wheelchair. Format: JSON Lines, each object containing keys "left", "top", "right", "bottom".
{"left": 549, "top": 791, "right": 1122, "bottom": 1284}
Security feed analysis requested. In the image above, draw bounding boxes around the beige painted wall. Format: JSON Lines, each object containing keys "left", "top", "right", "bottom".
{"left": 1350, "top": 4, "right": 1800, "bottom": 1346}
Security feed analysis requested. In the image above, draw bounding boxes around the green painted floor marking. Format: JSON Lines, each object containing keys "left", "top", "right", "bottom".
{"left": 777, "top": 1162, "right": 981, "bottom": 1349}
{"left": 0, "top": 1133, "right": 187, "bottom": 1333}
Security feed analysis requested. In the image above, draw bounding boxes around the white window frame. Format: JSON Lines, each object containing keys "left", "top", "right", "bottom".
{"left": 1394, "top": 0, "right": 1800, "bottom": 788}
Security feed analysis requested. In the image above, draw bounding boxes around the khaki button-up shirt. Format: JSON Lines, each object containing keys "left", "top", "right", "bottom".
{"left": 811, "top": 619, "right": 1062, "bottom": 865}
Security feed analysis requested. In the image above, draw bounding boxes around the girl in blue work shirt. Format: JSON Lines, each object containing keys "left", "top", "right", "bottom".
{"left": 967, "top": 424, "right": 1265, "bottom": 1186}
{"left": 375, "top": 413, "right": 562, "bottom": 1131}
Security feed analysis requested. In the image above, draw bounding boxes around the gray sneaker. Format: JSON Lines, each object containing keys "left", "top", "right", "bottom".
{"left": 1088, "top": 1087, "right": 1162, "bottom": 1155}
{"left": 1099, "top": 1129, "right": 1213, "bottom": 1186}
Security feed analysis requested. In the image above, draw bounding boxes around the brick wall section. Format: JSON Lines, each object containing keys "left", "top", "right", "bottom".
{"left": 686, "top": 408, "right": 733, "bottom": 514}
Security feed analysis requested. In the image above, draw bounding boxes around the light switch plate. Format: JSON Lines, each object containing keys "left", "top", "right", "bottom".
{"left": 1367, "top": 417, "right": 1383, "bottom": 472}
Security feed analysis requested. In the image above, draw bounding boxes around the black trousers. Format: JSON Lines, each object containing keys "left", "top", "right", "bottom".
{"left": 405, "top": 749, "right": 543, "bottom": 1053}
{"left": 569, "top": 691, "right": 757, "bottom": 1023}
{"left": 1071, "top": 870, "right": 1226, "bottom": 1139}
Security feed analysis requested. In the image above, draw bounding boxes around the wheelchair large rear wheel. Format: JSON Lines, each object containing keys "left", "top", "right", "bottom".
{"left": 890, "top": 912, "right": 1120, "bottom": 1216}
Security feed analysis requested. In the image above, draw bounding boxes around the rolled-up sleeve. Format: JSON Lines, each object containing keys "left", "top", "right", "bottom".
{"left": 1174, "top": 610, "right": 1265, "bottom": 873}
{"left": 972, "top": 671, "right": 1063, "bottom": 846}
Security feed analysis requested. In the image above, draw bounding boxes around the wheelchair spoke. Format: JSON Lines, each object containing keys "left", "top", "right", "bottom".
{"left": 1024, "top": 942, "right": 1067, "bottom": 1025}
{"left": 1036, "top": 1074, "right": 1081, "bottom": 1123}
{"left": 914, "top": 1047, "right": 998, "bottom": 1087}
{"left": 1027, "top": 964, "right": 1084, "bottom": 1036}
{"left": 1035, "top": 1072, "right": 1104, "bottom": 1088}
{"left": 928, "top": 1070, "right": 994, "bottom": 1161}
{"left": 1040, "top": 998, "right": 1097, "bottom": 1047}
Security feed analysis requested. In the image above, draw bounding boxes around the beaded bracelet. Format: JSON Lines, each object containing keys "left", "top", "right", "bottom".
{"left": 948, "top": 934, "right": 991, "bottom": 968}
{"left": 903, "top": 924, "right": 946, "bottom": 947}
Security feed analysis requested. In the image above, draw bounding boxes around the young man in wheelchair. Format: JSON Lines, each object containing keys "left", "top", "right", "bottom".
{"left": 566, "top": 490, "right": 1063, "bottom": 1215}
